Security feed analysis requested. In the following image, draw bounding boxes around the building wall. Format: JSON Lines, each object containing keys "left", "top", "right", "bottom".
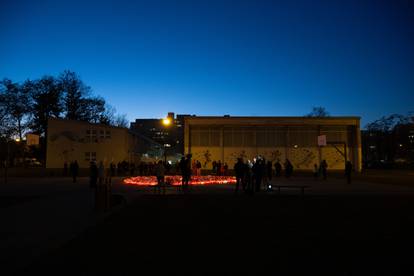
{"left": 46, "top": 118, "right": 134, "bottom": 168}
{"left": 184, "top": 117, "right": 362, "bottom": 171}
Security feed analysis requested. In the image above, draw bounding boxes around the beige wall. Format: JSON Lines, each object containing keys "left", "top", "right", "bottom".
{"left": 46, "top": 118, "right": 134, "bottom": 168}
{"left": 184, "top": 116, "right": 362, "bottom": 171}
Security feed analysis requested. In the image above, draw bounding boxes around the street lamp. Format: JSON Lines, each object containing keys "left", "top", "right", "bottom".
{"left": 161, "top": 116, "right": 173, "bottom": 163}
{"left": 162, "top": 118, "right": 171, "bottom": 126}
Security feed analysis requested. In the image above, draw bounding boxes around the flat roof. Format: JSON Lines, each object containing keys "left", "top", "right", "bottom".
{"left": 184, "top": 116, "right": 360, "bottom": 126}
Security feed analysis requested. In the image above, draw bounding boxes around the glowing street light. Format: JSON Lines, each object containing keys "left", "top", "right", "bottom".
{"left": 162, "top": 118, "right": 171, "bottom": 126}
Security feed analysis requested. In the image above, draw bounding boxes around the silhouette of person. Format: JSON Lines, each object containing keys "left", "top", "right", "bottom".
{"left": 216, "top": 160, "right": 222, "bottom": 176}
{"left": 284, "top": 159, "right": 293, "bottom": 178}
{"left": 313, "top": 163, "right": 319, "bottom": 179}
{"left": 184, "top": 154, "right": 192, "bottom": 191}
{"left": 179, "top": 157, "right": 186, "bottom": 189}
{"left": 244, "top": 160, "right": 253, "bottom": 195}
{"left": 70, "top": 160, "right": 79, "bottom": 183}
{"left": 345, "top": 161, "right": 352, "bottom": 184}
{"left": 253, "top": 159, "right": 263, "bottom": 192}
{"left": 89, "top": 161, "right": 98, "bottom": 209}
{"left": 274, "top": 160, "right": 282, "bottom": 177}
{"left": 234, "top": 158, "right": 244, "bottom": 193}
{"left": 320, "top": 160, "right": 328, "bottom": 180}
{"left": 196, "top": 160, "right": 202, "bottom": 176}
{"left": 109, "top": 162, "right": 116, "bottom": 184}
{"left": 155, "top": 160, "right": 165, "bottom": 194}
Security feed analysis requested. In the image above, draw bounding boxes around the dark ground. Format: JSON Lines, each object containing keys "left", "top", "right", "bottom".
{"left": 21, "top": 192, "right": 414, "bottom": 276}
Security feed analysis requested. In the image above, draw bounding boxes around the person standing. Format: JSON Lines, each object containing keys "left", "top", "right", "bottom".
{"left": 313, "top": 163, "right": 319, "bottom": 180}
{"left": 212, "top": 160, "right": 217, "bottom": 175}
{"left": 109, "top": 162, "right": 116, "bottom": 184}
{"left": 245, "top": 160, "right": 253, "bottom": 195}
{"left": 179, "top": 157, "right": 187, "bottom": 190}
{"left": 70, "top": 160, "right": 79, "bottom": 183}
{"left": 252, "top": 159, "right": 263, "bottom": 192}
{"left": 155, "top": 160, "right": 165, "bottom": 194}
{"left": 184, "top": 154, "right": 192, "bottom": 191}
{"left": 196, "top": 160, "right": 202, "bottom": 176}
{"left": 98, "top": 161, "right": 105, "bottom": 186}
{"left": 216, "top": 160, "right": 222, "bottom": 176}
{"left": 234, "top": 158, "right": 244, "bottom": 193}
{"left": 345, "top": 161, "right": 353, "bottom": 184}
{"left": 274, "top": 160, "right": 282, "bottom": 177}
{"left": 89, "top": 161, "right": 98, "bottom": 209}
{"left": 320, "top": 160, "right": 328, "bottom": 180}
{"left": 284, "top": 159, "right": 293, "bottom": 178}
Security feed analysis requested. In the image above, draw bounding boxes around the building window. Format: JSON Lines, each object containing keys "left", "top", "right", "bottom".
{"left": 91, "top": 130, "right": 97, "bottom": 140}
{"left": 100, "top": 130, "right": 105, "bottom": 139}
{"left": 105, "top": 130, "right": 111, "bottom": 139}
{"left": 85, "top": 152, "right": 97, "bottom": 161}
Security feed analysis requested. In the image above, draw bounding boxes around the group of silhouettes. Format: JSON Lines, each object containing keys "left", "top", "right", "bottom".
{"left": 233, "top": 158, "right": 295, "bottom": 194}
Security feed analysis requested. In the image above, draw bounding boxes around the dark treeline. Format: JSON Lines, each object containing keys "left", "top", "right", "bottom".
{"left": 363, "top": 113, "right": 414, "bottom": 168}
{"left": 0, "top": 70, "right": 128, "bottom": 140}
{"left": 0, "top": 70, "right": 128, "bottom": 164}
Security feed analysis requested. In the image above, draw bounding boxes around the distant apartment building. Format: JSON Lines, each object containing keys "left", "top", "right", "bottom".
{"left": 46, "top": 118, "right": 140, "bottom": 168}
{"left": 184, "top": 116, "right": 362, "bottom": 171}
{"left": 130, "top": 112, "right": 187, "bottom": 160}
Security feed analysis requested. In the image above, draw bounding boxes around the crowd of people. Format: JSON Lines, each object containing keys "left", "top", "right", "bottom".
{"left": 65, "top": 155, "right": 354, "bottom": 204}
{"left": 233, "top": 158, "right": 295, "bottom": 194}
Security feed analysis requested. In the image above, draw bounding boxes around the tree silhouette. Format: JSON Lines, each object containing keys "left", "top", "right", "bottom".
{"left": 0, "top": 79, "right": 32, "bottom": 139}
{"left": 306, "top": 107, "right": 330, "bottom": 117}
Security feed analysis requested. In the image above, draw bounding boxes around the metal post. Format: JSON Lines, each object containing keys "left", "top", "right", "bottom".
{"left": 164, "top": 146, "right": 167, "bottom": 163}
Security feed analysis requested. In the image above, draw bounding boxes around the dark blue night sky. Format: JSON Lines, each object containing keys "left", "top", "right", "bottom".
{"left": 1, "top": 0, "right": 413, "bottom": 126}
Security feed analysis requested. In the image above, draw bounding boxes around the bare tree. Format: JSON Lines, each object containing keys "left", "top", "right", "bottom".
{"left": 365, "top": 114, "right": 411, "bottom": 132}
{"left": 0, "top": 79, "right": 32, "bottom": 140}
{"left": 306, "top": 106, "right": 330, "bottom": 117}
{"left": 113, "top": 114, "right": 129, "bottom": 128}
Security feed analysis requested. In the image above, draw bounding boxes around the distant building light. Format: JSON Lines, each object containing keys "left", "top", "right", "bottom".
{"left": 369, "top": 145, "right": 376, "bottom": 149}
{"left": 293, "top": 144, "right": 298, "bottom": 148}
{"left": 399, "top": 144, "right": 403, "bottom": 147}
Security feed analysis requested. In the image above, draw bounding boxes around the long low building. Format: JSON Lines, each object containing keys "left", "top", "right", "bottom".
{"left": 184, "top": 116, "right": 362, "bottom": 171}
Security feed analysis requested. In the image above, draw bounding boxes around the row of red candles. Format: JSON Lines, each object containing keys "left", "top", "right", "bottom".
{"left": 123, "top": 175, "right": 237, "bottom": 186}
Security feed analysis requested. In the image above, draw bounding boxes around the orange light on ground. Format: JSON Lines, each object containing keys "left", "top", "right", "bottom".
{"left": 123, "top": 175, "right": 236, "bottom": 186}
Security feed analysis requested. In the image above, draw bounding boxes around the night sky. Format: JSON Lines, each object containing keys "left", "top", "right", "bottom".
{"left": 1, "top": 0, "right": 413, "bottom": 126}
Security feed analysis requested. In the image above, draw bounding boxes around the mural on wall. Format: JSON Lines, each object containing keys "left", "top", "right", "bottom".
{"left": 321, "top": 146, "right": 345, "bottom": 169}
{"left": 202, "top": 149, "right": 212, "bottom": 168}
{"left": 266, "top": 150, "right": 282, "bottom": 163}
{"left": 227, "top": 150, "right": 249, "bottom": 162}
{"left": 191, "top": 149, "right": 212, "bottom": 169}
{"left": 290, "top": 148, "right": 317, "bottom": 169}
